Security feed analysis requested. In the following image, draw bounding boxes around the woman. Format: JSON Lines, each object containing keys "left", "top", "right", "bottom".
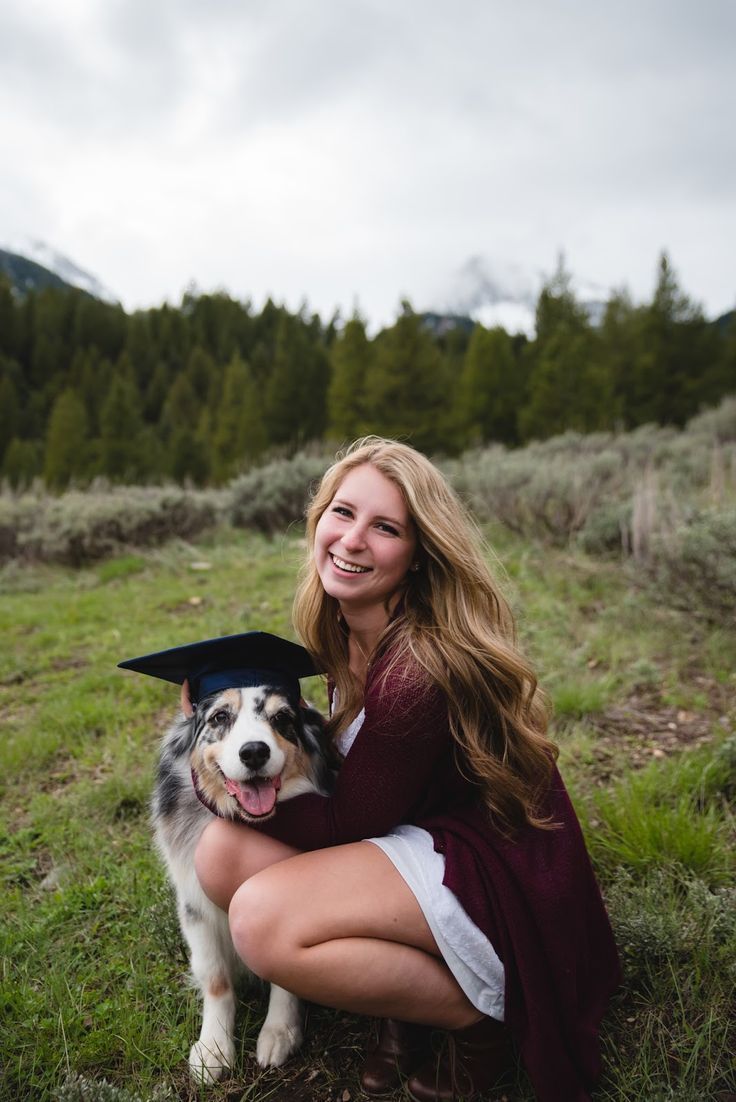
{"left": 190, "top": 437, "right": 620, "bottom": 1102}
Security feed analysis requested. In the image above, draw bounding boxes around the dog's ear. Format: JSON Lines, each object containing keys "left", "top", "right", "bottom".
{"left": 168, "top": 710, "right": 201, "bottom": 757}
{"left": 298, "top": 702, "right": 339, "bottom": 793}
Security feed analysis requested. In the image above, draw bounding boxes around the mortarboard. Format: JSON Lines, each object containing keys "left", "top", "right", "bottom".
{"left": 118, "top": 631, "right": 321, "bottom": 704}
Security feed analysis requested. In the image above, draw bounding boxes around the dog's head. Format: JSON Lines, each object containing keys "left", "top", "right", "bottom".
{"left": 188, "top": 686, "right": 332, "bottom": 822}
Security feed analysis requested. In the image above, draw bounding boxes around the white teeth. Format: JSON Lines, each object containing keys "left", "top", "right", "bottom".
{"left": 332, "top": 554, "right": 371, "bottom": 574}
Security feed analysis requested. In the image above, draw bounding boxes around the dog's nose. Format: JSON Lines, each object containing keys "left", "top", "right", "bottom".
{"left": 239, "top": 741, "right": 270, "bottom": 770}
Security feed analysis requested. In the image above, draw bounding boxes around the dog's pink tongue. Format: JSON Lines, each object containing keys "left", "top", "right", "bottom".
{"left": 225, "top": 777, "right": 278, "bottom": 816}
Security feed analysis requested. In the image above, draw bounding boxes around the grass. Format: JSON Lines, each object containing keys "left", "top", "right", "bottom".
{"left": 1, "top": 524, "right": 735, "bottom": 1101}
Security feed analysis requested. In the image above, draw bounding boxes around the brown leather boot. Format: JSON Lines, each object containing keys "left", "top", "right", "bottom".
{"left": 360, "top": 1018, "right": 431, "bottom": 1096}
{"left": 405, "top": 1016, "right": 512, "bottom": 1102}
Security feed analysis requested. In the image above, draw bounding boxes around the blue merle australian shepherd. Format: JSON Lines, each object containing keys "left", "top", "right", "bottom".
{"left": 152, "top": 685, "right": 334, "bottom": 1083}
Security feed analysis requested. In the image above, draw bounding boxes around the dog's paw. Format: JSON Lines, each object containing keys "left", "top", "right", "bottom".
{"left": 255, "top": 1021, "right": 303, "bottom": 1068}
{"left": 189, "top": 1037, "right": 234, "bottom": 1083}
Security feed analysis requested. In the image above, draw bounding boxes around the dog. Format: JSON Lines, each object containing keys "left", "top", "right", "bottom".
{"left": 152, "top": 682, "right": 334, "bottom": 1083}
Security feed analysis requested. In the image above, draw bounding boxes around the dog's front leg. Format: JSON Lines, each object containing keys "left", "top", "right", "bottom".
{"left": 255, "top": 984, "right": 304, "bottom": 1067}
{"left": 181, "top": 892, "right": 238, "bottom": 1083}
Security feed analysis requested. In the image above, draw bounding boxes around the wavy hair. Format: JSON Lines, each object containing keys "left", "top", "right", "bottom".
{"left": 293, "top": 437, "right": 557, "bottom": 832}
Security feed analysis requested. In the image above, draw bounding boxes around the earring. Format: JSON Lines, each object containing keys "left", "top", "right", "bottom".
{"left": 410, "top": 562, "right": 420, "bottom": 572}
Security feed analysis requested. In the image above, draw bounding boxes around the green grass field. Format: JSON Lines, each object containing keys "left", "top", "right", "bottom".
{"left": 1, "top": 525, "right": 734, "bottom": 1102}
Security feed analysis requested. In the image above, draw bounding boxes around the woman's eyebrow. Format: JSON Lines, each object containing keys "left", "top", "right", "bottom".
{"left": 332, "top": 497, "right": 407, "bottom": 530}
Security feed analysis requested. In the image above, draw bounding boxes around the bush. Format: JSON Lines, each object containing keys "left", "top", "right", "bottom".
{"left": 645, "top": 508, "right": 736, "bottom": 623}
{"left": 0, "top": 485, "right": 224, "bottom": 567}
{"left": 686, "top": 394, "right": 736, "bottom": 443}
{"left": 578, "top": 500, "right": 631, "bottom": 555}
{"left": 227, "top": 451, "right": 330, "bottom": 534}
{"left": 56, "top": 1076, "right": 175, "bottom": 1102}
{"left": 606, "top": 867, "right": 736, "bottom": 982}
{"left": 448, "top": 444, "right": 627, "bottom": 543}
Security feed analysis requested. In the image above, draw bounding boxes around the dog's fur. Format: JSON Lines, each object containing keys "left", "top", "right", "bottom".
{"left": 152, "top": 684, "right": 333, "bottom": 1082}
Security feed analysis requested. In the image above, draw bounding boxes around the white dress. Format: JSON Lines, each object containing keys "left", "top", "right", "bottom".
{"left": 336, "top": 709, "right": 506, "bottom": 1021}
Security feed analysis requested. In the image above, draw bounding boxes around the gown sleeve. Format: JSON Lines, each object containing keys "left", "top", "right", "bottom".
{"left": 252, "top": 659, "right": 452, "bottom": 850}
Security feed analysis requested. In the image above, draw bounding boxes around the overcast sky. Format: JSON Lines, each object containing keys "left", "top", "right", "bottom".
{"left": 1, "top": 0, "right": 734, "bottom": 327}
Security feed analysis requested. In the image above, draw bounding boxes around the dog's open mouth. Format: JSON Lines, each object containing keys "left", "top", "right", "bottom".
{"left": 224, "top": 774, "right": 282, "bottom": 817}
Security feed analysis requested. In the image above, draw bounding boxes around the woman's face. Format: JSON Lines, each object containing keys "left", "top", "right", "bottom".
{"left": 314, "top": 463, "right": 417, "bottom": 615}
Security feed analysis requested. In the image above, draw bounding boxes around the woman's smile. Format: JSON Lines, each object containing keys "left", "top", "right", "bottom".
{"left": 329, "top": 553, "right": 372, "bottom": 575}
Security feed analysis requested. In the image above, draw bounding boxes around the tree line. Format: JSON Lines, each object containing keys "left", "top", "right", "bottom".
{"left": 0, "top": 253, "right": 733, "bottom": 490}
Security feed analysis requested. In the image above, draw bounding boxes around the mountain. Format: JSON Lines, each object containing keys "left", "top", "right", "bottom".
{"left": 712, "top": 308, "right": 735, "bottom": 334}
{"left": 0, "top": 249, "right": 77, "bottom": 296}
{"left": 426, "top": 255, "right": 610, "bottom": 336}
{"left": 0, "top": 235, "right": 118, "bottom": 303}
{"left": 431, "top": 255, "right": 537, "bottom": 335}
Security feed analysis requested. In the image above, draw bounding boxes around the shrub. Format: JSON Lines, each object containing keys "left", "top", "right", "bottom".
{"left": 605, "top": 867, "right": 736, "bottom": 982}
{"left": 578, "top": 500, "right": 631, "bottom": 555}
{"left": 448, "top": 444, "right": 627, "bottom": 543}
{"left": 645, "top": 509, "right": 736, "bottom": 624}
{"left": 685, "top": 394, "right": 736, "bottom": 443}
{"left": 227, "top": 451, "right": 330, "bottom": 534}
{"left": 56, "top": 1076, "right": 175, "bottom": 1102}
{"left": 1, "top": 486, "right": 224, "bottom": 567}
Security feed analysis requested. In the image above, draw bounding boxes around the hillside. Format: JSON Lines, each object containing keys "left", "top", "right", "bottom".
{"left": 0, "top": 248, "right": 77, "bottom": 296}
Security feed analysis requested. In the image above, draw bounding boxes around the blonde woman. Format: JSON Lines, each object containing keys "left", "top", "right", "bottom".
{"left": 191, "top": 438, "right": 619, "bottom": 1102}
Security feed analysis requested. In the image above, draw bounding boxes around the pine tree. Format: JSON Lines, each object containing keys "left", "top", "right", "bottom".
{"left": 2, "top": 438, "right": 43, "bottom": 489}
{"left": 185, "top": 346, "right": 218, "bottom": 408}
{"left": 125, "top": 311, "right": 156, "bottom": 391}
{"left": 519, "top": 327, "right": 614, "bottom": 440}
{"left": 43, "top": 389, "right": 89, "bottom": 489}
{"left": 0, "top": 373, "right": 20, "bottom": 466}
{"left": 143, "top": 361, "right": 171, "bottom": 424}
{"left": 160, "top": 372, "right": 210, "bottom": 483}
{"left": 0, "top": 279, "right": 17, "bottom": 358}
{"left": 360, "top": 303, "right": 445, "bottom": 452}
{"left": 264, "top": 314, "right": 330, "bottom": 447}
{"left": 326, "top": 315, "right": 372, "bottom": 441}
{"left": 455, "top": 325, "right": 521, "bottom": 446}
{"left": 211, "top": 355, "right": 267, "bottom": 482}
{"left": 520, "top": 261, "right": 616, "bottom": 440}
{"left": 99, "top": 374, "right": 145, "bottom": 481}
{"left": 77, "top": 352, "right": 111, "bottom": 438}
{"left": 72, "top": 295, "right": 126, "bottom": 361}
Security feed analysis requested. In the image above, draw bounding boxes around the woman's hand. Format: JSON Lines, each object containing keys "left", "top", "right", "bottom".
{"left": 181, "top": 679, "right": 194, "bottom": 718}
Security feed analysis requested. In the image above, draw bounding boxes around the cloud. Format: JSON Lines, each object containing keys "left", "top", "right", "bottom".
{"left": 0, "top": 0, "right": 734, "bottom": 321}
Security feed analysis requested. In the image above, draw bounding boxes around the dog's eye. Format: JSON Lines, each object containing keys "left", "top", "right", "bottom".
{"left": 210, "top": 710, "right": 230, "bottom": 727}
{"left": 270, "top": 709, "right": 296, "bottom": 737}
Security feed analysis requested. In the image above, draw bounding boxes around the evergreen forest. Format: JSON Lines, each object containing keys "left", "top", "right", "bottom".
{"left": 1, "top": 253, "right": 734, "bottom": 490}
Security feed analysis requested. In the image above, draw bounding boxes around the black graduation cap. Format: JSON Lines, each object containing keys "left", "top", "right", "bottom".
{"left": 118, "top": 631, "right": 321, "bottom": 704}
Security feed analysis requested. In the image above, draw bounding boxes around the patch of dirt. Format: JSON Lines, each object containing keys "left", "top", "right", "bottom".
{"left": 585, "top": 678, "right": 734, "bottom": 782}
{"left": 50, "top": 656, "right": 87, "bottom": 672}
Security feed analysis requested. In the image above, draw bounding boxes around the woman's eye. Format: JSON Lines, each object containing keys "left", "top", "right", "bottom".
{"left": 377, "top": 523, "right": 399, "bottom": 536}
{"left": 332, "top": 506, "right": 351, "bottom": 517}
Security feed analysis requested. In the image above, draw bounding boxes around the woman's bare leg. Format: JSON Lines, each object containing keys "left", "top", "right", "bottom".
{"left": 228, "top": 841, "right": 483, "bottom": 1030}
{"left": 194, "top": 817, "right": 301, "bottom": 912}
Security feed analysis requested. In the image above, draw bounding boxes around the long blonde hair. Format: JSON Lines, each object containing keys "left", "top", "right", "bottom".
{"left": 293, "top": 436, "right": 557, "bottom": 832}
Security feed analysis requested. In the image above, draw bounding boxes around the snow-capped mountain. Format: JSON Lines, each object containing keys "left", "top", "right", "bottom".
{"left": 428, "top": 255, "right": 609, "bottom": 336}
{"left": 0, "top": 234, "right": 119, "bottom": 304}
{"left": 427, "top": 255, "right": 537, "bottom": 335}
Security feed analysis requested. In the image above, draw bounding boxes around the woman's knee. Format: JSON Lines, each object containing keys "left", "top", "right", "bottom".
{"left": 228, "top": 872, "right": 294, "bottom": 981}
{"left": 194, "top": 818, "right": 244, "bottom": 910}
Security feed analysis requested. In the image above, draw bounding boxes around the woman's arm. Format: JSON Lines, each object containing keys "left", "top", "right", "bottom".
{"left": 253, "top": 664, "right": 452, "bottom": 850}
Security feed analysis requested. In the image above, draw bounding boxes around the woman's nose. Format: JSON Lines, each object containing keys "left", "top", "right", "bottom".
{"left": 341, "top": 522, "right": 367, "bottom": 551}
